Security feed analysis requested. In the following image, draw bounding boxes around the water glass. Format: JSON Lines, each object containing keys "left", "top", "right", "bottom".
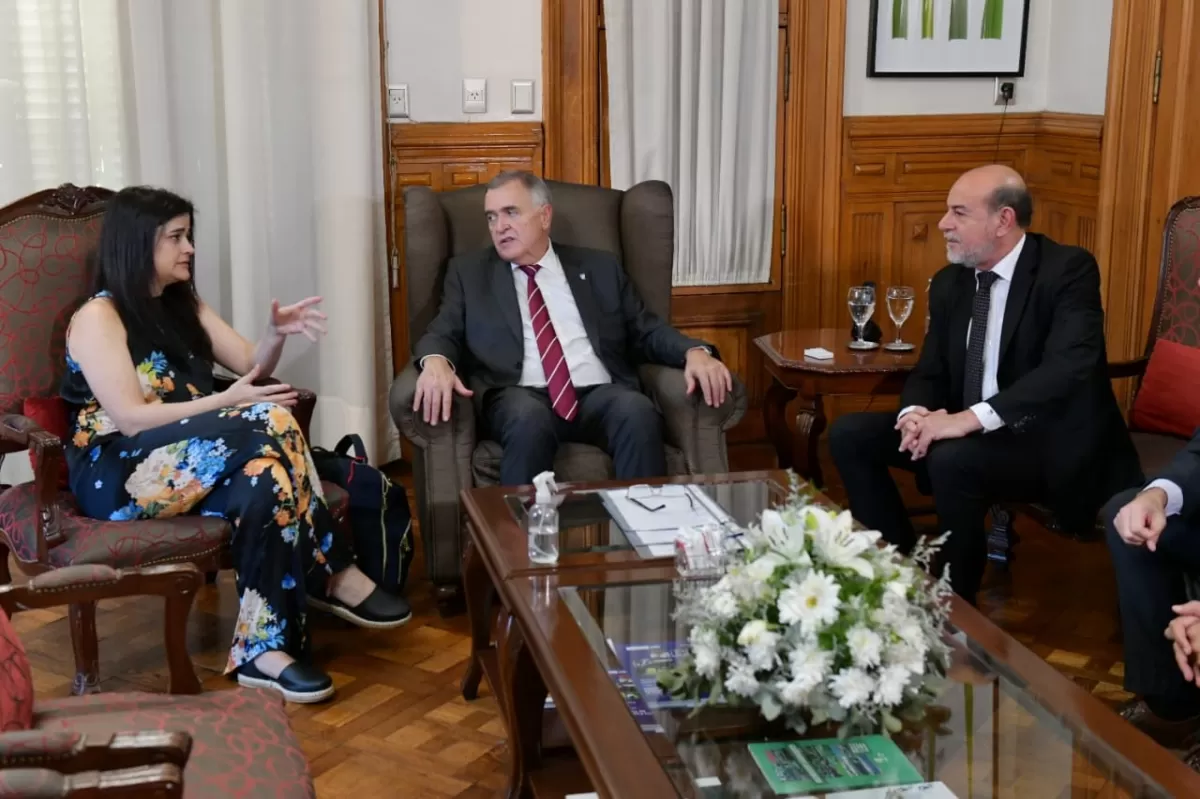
{"left": 885, "top": 285, "right": 916, "bottom": 351}
{"left": 847, "top": 285, "right": 877, "bottom": 350}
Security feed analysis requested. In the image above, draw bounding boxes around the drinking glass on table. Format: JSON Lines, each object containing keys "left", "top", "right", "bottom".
{"left": 884, "top": 285, "right": 916, "bottom": 351}
{"left": 847, "top": 285, "right": 877, "bottom": 350}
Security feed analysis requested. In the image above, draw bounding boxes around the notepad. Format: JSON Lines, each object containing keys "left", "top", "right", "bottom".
{"left": 805, "top": 346, "right": 835, "bottom": 360}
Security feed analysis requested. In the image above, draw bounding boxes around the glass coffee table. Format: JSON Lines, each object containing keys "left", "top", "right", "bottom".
{"left": 496, "top": 575, "right": 1200, "bottom": 798}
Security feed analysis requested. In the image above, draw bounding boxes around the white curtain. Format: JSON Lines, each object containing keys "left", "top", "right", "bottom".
{"left": 604, "top": 0, "right": 779, "bottom": 286}
{"left": 0, "top": 0, "right": 397, "bottom": 486}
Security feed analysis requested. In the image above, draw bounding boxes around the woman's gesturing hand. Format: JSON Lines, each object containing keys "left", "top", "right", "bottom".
{"left": 220, "top": 365, "right": 300, "bottom": 407}
{"left": 270, "top": 296, "right": 328, "bottom": 342}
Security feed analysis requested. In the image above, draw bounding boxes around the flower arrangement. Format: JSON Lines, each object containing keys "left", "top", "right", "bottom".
{"left": 659, "top": 474, "right": 954, "bottom": 738}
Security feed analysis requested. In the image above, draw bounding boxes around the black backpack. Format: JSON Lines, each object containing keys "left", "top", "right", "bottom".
{"left": 310, "top": 434, "right": 414, "bottom": 595}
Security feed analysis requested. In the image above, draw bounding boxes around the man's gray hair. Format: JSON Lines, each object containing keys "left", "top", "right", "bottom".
{"left": 487, "top": 170, "right": 552, "bottom": 208}
{"left": 987, "top": 184, "right": 1034, "bottom": 228}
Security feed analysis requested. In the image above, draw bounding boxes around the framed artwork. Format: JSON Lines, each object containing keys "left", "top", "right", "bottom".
{"left": 867, "top": 0, "right": 1031, "bottom": 78}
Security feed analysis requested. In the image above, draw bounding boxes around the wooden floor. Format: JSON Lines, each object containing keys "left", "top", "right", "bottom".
{"left": 14, "top": 444, "right": 1136, "bottom": 798}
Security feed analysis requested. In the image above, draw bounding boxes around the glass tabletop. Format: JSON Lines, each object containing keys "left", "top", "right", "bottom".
{"left": 559, "top": 580, "right": 1177, "bottom": 799}
{"left": 504, "top": 477, "right": 788, "bottom": 560}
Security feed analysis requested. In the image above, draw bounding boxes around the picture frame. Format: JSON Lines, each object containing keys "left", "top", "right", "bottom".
{"left": 867, "top": 0, "right": 1031, "bottom": 78}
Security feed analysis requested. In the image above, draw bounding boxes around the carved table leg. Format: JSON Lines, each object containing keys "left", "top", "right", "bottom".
{"left": 497, "top": 609, "right": 545, "bottom": 799}
{"left": 460, "top": 535, "right": 495, "bottom": 700}
{"left": 763, "top": 380, "right": 798, "bottom": 470}
{"left": 793, "top": 393, "right": 828, "bottom": 489}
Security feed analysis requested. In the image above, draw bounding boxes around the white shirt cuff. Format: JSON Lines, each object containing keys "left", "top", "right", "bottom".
{"left": 687, "top": 346, "right": 711, "bottom": 356}
{"left": 970, "top": 402, "right": 1005, "bottom": 432}
{"left": 897, "top": 405, "right": 920, "bottom": 422}
{"left": 1148, "top": 478, "right": 1184, "bottom": 517}
{"left": 419, "top": 354, "right": 455, "bottom": 372}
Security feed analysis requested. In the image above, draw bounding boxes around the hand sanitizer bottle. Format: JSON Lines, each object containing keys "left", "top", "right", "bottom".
{"left": 528, "top": 471, "right": 560, "bottom": 564}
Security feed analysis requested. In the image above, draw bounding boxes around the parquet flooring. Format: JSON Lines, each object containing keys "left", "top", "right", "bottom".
{"left": 10, "top": 447, "right": 1145, "bottom": 797}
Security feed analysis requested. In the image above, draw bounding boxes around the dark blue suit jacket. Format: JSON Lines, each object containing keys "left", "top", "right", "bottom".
{"left": 413, "top": 242, "right": 716, "bottom": 401}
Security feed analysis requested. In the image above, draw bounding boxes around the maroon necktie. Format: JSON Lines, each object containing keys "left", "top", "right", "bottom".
{"left": 518, "top": 264, "right": 578, "bottom": 421}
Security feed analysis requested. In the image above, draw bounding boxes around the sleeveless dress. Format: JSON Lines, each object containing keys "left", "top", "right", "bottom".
{"left": 60, "top": 292, "right": 354, "bottom": 674}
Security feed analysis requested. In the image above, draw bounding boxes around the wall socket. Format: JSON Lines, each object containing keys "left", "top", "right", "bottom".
{"left": 387, "top": 84, "right": 409, "bottom": 119}
{"left": 462, "top": 78, "right": 486, "bottom": 114}
{"left": 993, "top": 79, "right": 1015, "bottom": 106}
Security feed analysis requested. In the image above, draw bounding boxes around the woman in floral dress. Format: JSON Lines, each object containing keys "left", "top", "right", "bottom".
{"left": 61, "top": 186, "right": 410, "bottom": 703}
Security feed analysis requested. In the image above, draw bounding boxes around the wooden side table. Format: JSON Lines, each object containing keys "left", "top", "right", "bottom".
{"left": 754, "top": 328, "right": 921, "bottom": 487}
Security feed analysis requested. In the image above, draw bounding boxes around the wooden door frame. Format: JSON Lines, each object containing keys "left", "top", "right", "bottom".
{"left": 1093, "top": 0, "right": 1165, "bottom": 365}
{"left": 542, "top": 0, "right": 846, "bottom": 330}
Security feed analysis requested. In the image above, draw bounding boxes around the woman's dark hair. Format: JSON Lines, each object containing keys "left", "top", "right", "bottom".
{"left": 91, "top": 186, "right": 213, "bottom": 364}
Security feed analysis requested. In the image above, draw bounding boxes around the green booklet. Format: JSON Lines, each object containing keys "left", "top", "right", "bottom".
{"left": 748, "top": 735, "right": 923, "bottom": 795}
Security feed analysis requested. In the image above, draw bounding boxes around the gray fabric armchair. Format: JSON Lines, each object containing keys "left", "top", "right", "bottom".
{"left": 389, "top": 179, "right": 747, "bottom": 611}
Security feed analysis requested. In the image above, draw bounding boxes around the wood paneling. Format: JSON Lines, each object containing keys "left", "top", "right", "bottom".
{"left": 386, "top": 122, "right": 544, "bottom": 373}
{"left": 837, "top": 112, "right": 1103, "bottom": 332}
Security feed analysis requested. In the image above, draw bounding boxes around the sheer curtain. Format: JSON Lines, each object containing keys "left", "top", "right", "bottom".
{"left": 0, "top": 0, "right": 396, "bottom": 487}
{"left": 604, "top": 0, "right": 778, "bottom": 286}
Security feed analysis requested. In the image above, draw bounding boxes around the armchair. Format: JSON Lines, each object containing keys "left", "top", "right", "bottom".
{"left": 0, "top": 184, "right": 349, "bottom": 694}
{"left": 390, "top": 179, "right": 747, "bottom": 611}
{"left": 0, "top": 563, "right": 313, "bottom": 797}
{"left": 987, "top": 196, "right": 1200, "bottom": 563}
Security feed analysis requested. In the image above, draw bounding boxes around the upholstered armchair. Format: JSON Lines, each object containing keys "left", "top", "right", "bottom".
{"left": 0, "top": 184, "right": 348, "bottom": 694}
{"left": 988, "top": 196, "right": 1200, "bottom": 564}
{"left": 0, "top": 563, "right": 313, "bottom": 798}
{"left": 389, "top": 179, "right": 747, "bottom": 610}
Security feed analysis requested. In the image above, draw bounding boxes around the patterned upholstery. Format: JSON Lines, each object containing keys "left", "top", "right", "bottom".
{"left": 0, "top": 481, "right": 349, "bottom": 568}
{"left": 0, "top": 611, "right": 32, "bottom": 733}
{"left": 1150, "top": 198, "right": 1200, "bottom": 349}
{"left": 0, "top": 188, "right": 109, "bottom": 415}
{"left": 32, "top": 688, "right": 313, "bottom": 798}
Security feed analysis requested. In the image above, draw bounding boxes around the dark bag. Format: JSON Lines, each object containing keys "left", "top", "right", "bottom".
{"left": 310, "top": 434, "right": 414, "bottom": 594}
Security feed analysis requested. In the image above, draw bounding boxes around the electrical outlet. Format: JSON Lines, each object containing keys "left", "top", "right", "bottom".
{"left": 993, "top": 79, "right": 1015, "bottom": 106}
{"left": 387, "top": 84, "right": 409, "bottom": 119}
{"left": 462, "top": 78, "right": 486, "bottom": 114}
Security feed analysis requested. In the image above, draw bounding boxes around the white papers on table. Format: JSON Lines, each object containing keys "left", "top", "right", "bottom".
{"left": 599, "top": 484, "right": 734, "bottom": 555}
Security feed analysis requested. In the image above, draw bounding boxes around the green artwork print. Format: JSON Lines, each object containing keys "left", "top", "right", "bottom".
{"left": 892, "top": 0, "right": 909, "bottom": 38}
{"left": 921, "top": 0, "right": 934, "bottom": 38}
{"left": 981, "top": 0, "right": 1004, "bottom": 39}
{"left": 948, "top": 0, "right": 969, "bottom": 39}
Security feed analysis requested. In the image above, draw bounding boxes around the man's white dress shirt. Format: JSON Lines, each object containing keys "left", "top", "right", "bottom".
{"left": 899, "top": 234, "right": 1026, "bottom": 432}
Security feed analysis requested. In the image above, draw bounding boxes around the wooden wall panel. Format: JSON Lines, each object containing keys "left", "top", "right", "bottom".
{"left": 386, "top": 122, "right": 544, "bottom": 373}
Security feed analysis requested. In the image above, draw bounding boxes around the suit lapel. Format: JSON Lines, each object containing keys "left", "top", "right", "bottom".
{"left": 998, "top": 236, "right": 1038, "bottom": 363}
{"left": 558, "top": 245, "right": 604, "bottom": 355}
{"left": 947, "top": 268, "right": 974, "bottom": 403}
{"left": 489, "top": 251, "right": 524, "bottom": 345}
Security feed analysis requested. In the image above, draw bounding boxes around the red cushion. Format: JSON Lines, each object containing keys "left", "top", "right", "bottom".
{"left": 0, "top": 608, "right": 34, "bottom": 731}
{"left": 21, "top": 397, "right": 70, "bottom": 490}
{"left": 1130, "top": 339, "right": 1200, "bottom": 438}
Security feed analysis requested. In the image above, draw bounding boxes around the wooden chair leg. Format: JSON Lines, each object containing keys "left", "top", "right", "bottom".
{"left": 68, "top": 601, "right": 100, "bottom": 695}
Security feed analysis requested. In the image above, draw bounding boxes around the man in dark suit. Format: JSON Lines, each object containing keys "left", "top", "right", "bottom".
{"left": 1105, "top": 435, "right": 1200, "bottom": 753}
{"left": 411, "top": 170, "right": 733, "bottom": 486}
{"left": 829, "top": 164, "right": 1141, "bottom": 603}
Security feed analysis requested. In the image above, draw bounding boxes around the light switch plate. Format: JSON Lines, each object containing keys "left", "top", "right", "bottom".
{"left": 511, "top": 79, "right": 535, "bottom": 114}
{"left": 387, "top": 84, "right": 409, "bottom": 119}
{"left": 463, "top": 78, "right": 486, "bottom": 114}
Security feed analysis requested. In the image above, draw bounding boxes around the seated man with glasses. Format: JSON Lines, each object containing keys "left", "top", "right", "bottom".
{"left": 410, "top": 170, "right": 734, "bottom": 486}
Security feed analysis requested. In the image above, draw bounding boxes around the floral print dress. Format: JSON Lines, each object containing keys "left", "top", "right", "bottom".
{"left": 60, "top": 292, "right": 353, "bottom": 674}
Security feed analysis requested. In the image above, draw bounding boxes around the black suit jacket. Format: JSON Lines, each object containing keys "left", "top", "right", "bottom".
{"left": 413, "top": 242, "right": 716, "bottom": 402}
{"left": 901, "top": 233, "right": 1142, "bottom": 528}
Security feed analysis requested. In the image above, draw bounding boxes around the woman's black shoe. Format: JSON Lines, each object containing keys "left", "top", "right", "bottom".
{"left": 308, "top": 587, "right": 412, "bottom": 629}
{"left": 236, "top": 660, "right": 335, "bottom": 704}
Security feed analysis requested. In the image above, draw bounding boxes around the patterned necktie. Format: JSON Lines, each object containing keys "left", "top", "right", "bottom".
{"left": 963, "top": 270, "right": 1000, "bottom": 408}
{"left": 518, "top": 264, "right": 578, "bottom": 421}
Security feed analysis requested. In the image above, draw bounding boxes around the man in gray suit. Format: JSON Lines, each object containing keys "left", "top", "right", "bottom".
{"left": 411, "top": 170, "right": 733, "bottom": 486}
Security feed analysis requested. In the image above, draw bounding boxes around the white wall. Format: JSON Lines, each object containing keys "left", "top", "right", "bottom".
{"left": 844, "top": 0, "right": 1111, "bottom": 116}
{"left": 385, "top": 0, "right": 542, "bottom": 122}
